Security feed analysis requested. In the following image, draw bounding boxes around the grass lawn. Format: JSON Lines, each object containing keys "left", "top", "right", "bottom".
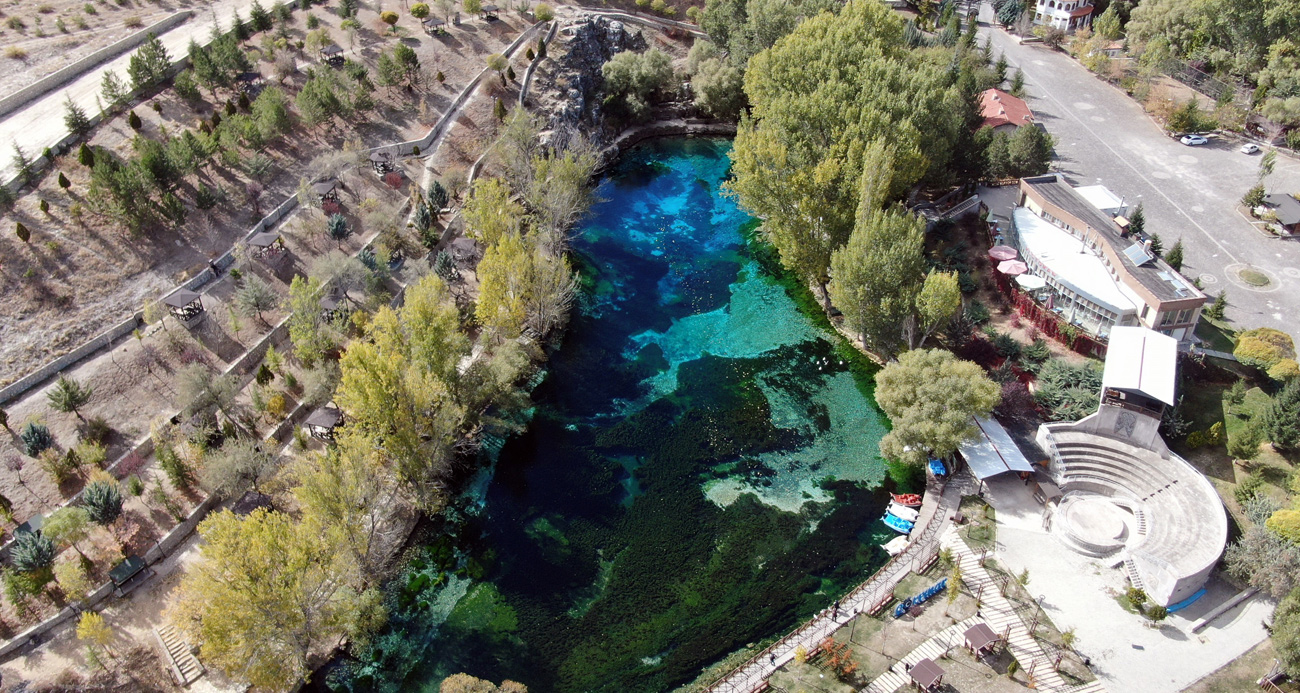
{"left": 1196, "top": 318, "right": 1237, "bottom": 354}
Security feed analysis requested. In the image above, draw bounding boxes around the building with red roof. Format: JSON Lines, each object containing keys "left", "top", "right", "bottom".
{"left": 979, "top": 89, "right": 1034, "bottom": 132}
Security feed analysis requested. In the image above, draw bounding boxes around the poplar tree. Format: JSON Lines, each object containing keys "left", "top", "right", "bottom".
{"left": 730, "top": 1, "right": 959, "bottom": 307}
{"left": 462, "top": 177, "right": 522, "bottom": 247}
{"left": 167, "top": 508, "right": 367, "bottom": 691}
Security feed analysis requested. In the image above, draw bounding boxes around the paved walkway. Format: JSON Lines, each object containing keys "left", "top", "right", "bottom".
{"left": 704, "top": 472, "right": 975, "bottom": 693}
{"left": 938, "top": 528, "right": 1109, "bottom": 693}
{"left": 863, "top": 616, "right": 982, "bottom": 693}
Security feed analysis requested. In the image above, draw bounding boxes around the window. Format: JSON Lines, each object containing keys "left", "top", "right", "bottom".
{"left": 1140, "top": 305, "right": 1150, "bottom": 320}
{"left": 1176, "top": 308, "right": 1192, "bottom": 324}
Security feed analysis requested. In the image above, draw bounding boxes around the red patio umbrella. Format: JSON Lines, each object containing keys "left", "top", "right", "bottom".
{"left": 989, "top": 245, "right": 1019, "bottom": 261}
{"left": 997, "top": 260, "right": 1028, "bottom": 276}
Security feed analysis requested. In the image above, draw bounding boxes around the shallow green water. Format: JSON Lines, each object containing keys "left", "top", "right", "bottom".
{"left": 339, "top": 138, "right": 895, "bottom": 693}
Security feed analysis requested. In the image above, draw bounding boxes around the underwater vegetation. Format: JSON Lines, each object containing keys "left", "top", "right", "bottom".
{"left": 332, "top": 139, "right": 897, "bottom": 693}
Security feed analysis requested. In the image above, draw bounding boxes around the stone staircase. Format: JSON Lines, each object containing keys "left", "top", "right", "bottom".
{"left": 154, "top": 624, "right": 204, "bottom": 687}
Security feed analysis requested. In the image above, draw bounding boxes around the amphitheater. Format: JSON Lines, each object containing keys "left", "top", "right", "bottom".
{"left": 1035, "top": 328, "right": 1228, "bottom": 608}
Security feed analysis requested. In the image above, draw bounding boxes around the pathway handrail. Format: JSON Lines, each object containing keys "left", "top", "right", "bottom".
{"left": 704, "top": 476, "right": 954, "bottom": 693}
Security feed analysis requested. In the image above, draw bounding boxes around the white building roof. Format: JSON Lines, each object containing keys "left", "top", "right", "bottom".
{"left": 959, "top": 416, "right": 1036, "bottom": 480}
{"left": 1102, "top": 326, "right": 1178, "bottom": 406}
{"left": 1074, "top": 185, "right": 1125, "bottom": 213}
{"left": 1014, "top": 208, "right": 1138, "bottom": 316}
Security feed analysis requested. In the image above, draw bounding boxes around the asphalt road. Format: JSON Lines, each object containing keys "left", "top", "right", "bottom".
{"left": 978, "top": 3, "right": 1300, "bottom": 333}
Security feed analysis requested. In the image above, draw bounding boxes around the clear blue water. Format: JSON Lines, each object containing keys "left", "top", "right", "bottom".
{"left": 340, "top": 138, "right": 895, "bottom": 693}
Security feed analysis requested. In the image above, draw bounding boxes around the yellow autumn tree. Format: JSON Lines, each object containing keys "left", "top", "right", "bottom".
{"left": 166, "top": 509, "right": 365, "bottom": 691}
{"left": 462, "top": 177, "right": 523, "bottom": 247}
{"left": 476, "top": 233, "right": 576, "bottom": 340}
{"left": 335, "top": 275, "right": 470, "bottom": 509}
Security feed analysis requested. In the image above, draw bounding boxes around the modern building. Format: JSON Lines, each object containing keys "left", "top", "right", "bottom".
{"left": 1032, "top": 0, "right": 1094, "bottom": 31}
{"left": 1036, "top": 327, "right": 1227, "bottom": 607}
{"left": 1006, "top": 175, "right": 1206, "bottom": 343}
{"left": 978, "top": 89, "right": 1034, "bottom": 132}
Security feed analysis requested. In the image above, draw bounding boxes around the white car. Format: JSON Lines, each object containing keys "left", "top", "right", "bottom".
{"left": 1241, "top": 143, "right": 1261, "bottom": 154}
{"left": 1180, "top": 135, "right": 1208, "bottom": 146}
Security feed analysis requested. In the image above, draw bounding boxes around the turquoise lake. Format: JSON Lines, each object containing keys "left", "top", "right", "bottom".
{"left": 337, "top": 138, "right": 896, "bottom": 693}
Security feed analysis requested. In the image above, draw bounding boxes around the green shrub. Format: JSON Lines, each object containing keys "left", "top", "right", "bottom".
{"left": 1234, "top": 470, "right": 1266, "bottom": 504}
{"left": 11, "top": 531, "right": 55, "bottom": 573}
{"left": 20, "top": 422, "right": 54, "bottom": 457}
{"left": 965, "top": 300, "right": 990, "bottom": 325}
{"left": 83, "top": 480, "right": 123, "bottom": 525}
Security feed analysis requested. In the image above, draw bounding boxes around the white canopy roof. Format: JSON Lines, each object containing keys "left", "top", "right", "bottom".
{"left": 959, "top": 416, "right": 1035, "bottom": 480}
{"left": 1014, "top": 208, "right": 1138, "bottom": 317}
{"left": 1102, "top": 326, "right": 1178, "bottom": 406}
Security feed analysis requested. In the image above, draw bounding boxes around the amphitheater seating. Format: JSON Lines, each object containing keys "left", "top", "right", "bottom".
{"left": 1039, "top": 418, "right": 1228, "bottom": 606}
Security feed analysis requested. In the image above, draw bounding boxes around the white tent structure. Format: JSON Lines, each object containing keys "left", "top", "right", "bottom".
{"left": 958, "top": 416, "right": 1036, "bottom": 480}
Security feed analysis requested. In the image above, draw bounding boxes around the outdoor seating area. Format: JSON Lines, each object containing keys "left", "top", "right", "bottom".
{"left": 964, "top": 622, "right": 1001, "bottom": 657}
{"left": 109, "top": 554, "right": 154, "bottom": 597}
{"left": 234, "top": 71, "right": 264, "bottom": 96}
{"left": 313, "top": 179, "right": 341, "bottom": 203}
{"left": 370, "top": 150, "right": 397, "bottom": 174}
{"left": 320, "top": 43, "right": 345, "bottom": 65}
{"left": 162, "top": 289, "right": 206, "bottom": 328}
{"left": 305, "top": 406, "right": 344, "bottom": 441}
{"left": 320, "top": 291, "right": 353, "bottom": 322}
{"left": 422, "top": 16, "right": 448, "bottom": 35}
{"left": 480, "top": 3, "right": 500, "bottom": 19}
{"left": 908, "top": 658, "right": 945, "bottom": 691}
{"left": 246, "top": 231, "right": 286, "bottom": 264}
{"left": 1035, "top": 328, "right": 1227, "bottom": 606}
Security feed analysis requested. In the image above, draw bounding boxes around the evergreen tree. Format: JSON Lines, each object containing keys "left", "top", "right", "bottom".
{"left": 327, "top": 213, "right": 351, "bottom": 247}
{"left": 1266, "top": 379, "right": 1300, "bottom": 451}
{"left": 10, "top": 141, "right": 33, "bottom": 186}
{"left": 427, "top": 179, "right": 449, "bottom": 211}
{"left": 78, "top": 143, "right": 95, "bottom": 167}
{"left": 58, "top": 171, "right": 71, "bottom": 190}
{"left": 47, "top": 375, "right": 93, "bottom": 420}
{"left": 1148, "top": 232, "right": 1163, "bottom": 256}
{"left": 249, "top": 0, "right": 274, "bottom": 31}
{"left": 100, "top": 70, "right": 130, "bottom": 112}
{"left": 1010, "top": 68, "right": 1025, "bottom": 97}
{"left": 1128, "top": 202, "right": 1145, "bottom": 236}
{"left": 128, "top": 110, "right": 142, "bottom": 131}
{"left": 231, "top": 10, "right": 250, "bottom": 40}
{"left": 128, "top": 33, "right": 172, "bottom": 92}
{"left": 11, "top": 531, "right": 55, "bottom": 573}
{"left": 1207, "top": 289, "right": 1228, "bottom": 320}
{"left": 995, "top": 53, "right": 1009, "bottom": 83}
{"left": 20, "top": 422, "right": 54, "bottom": 457}
{"left": 82, "top": 480, "right": 123, "bottom": 526}
{"left": 63, "top": 96, "right": 92, "bottom": 137}
{"left": 1165, "top": 238, "right": 1184, "bottom": 271}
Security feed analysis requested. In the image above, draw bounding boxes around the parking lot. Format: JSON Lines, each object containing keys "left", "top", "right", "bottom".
{"left": 979, "top": 3, "right": 1300, "bottom": 332}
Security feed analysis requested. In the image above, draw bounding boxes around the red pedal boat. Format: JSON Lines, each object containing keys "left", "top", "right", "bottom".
{"left": 891, "top": 493, "right": 923, "bottom": 507}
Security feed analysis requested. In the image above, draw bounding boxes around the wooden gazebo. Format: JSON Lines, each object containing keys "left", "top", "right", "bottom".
{"left": 909, "top": 658, "right": 945, "bottom": 692}
{"left": 312, "top": 179, "right": 340, "bottom": 203}
{"left": 422, "top": 16, "right": 447, "bottom": 35}
{"left": 320, "top": 291, "right": 353, "bottom": 322}
{"left": 369, "top": 150, "right": 396, "bottom": 174}
{"left": 305, "top": 406, "right": 344, "bottom": 441}
{"left": 247, "top": 231, "right": 286, "bottom": 263}
{"left": 964, "top": 622, "right": 1001, "bottom": 656}
{"left": 320, "top": 43, "right": 344, "bottom": 65}
{"left": 163, "top": 290, "right": 205, "bottom": 328}
{"left": 480, "top": 3, "right": 499, "bottom": 19}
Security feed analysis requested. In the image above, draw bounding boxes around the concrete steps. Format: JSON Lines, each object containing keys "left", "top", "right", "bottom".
{"left": 155, "top": 624, "right": 204, "bottom": 687}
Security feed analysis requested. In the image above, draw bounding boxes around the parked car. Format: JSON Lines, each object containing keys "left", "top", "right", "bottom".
{"left": 1180, "top": 135, "right": 1209, "bottom": 146}
{"left": 1241, "top": 143, "right": 1261, "bottom": 154}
